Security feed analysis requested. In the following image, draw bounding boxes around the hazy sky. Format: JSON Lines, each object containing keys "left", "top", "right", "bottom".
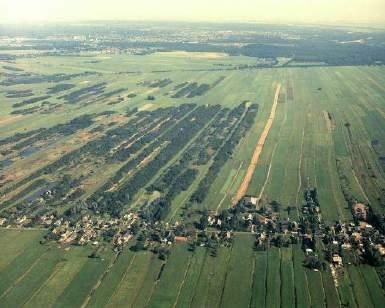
{"left": 1, "top": 0, "right": 384, "bottom": 25}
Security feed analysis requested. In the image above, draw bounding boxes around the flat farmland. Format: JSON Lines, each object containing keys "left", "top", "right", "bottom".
{"left": 1, "top": 51, "right": 385, "bottom": 308}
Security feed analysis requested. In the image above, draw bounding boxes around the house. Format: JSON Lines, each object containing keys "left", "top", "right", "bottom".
{"left": 59, "top": 231, "right": 77, "bottom": 244}
{"left": 359, "top": 222, "right": 373, "bottom": 230}
{"left": 352, "top": 203, "right": 368, "bottom": 221}
{"left": 243, "top": 196, "right": 262, "bottom": 210}
{"left": 0, "top": 218, "right": 7, "bottom": 226}
{"left": 305, "top": 248, "right": 313, "bottom": 255}
{"left": 16, "top": 215, "right": 28, "bottom": 225}
{"left": 175, "top": 236, "right": 188, "bottom": 242}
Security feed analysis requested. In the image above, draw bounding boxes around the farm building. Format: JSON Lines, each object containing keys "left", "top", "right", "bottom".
{"left": 352, "top": 203, "right": 368, "bottom": 221}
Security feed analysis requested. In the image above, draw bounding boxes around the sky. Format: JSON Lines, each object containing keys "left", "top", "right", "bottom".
{"left": 1, "top": 0, "right": 385, "bottom": 25}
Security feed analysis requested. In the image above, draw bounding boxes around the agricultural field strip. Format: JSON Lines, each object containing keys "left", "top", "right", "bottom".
{"left": 80, "top": 252, "right": 120, "bottom": 308}
{"left": 21, "top": 261, "right": 64, "bottom": 307}
{"left": 345, "top": 75, "right": 385, "bottom": 170}
{"left": 322, "top": 84, "right": 370, "bottom": 210}
{"left": 332, "top": 71, "right": 384, "bottom": 205}
{"left": 0, "top": 249, "right": 49, "bottom": 299}
{"left": 257, "top": 143, "right": 279, "bottom": 203}
{"left": 215, "top": 161, "right": 244, "bottom": 213}
{"left": 103, "top": 254, "right": 138, "bottom": 307}
{"left": 341, "top": 104, "right": 381, "bottom": 209}
{"left": 217, "top": 245, "right": 234, "bottom": 308}
{"left": 171, "top": 255, "right": 193, "bottom": 308}
{"left": 324, "top": 117, "right": 347, "bottom": 221}
{"left": 234, "top": 83, "right": 281, "bottom": 205}
{"left": 175, "top": 249, "right": 208, "bottom": 308}
{"left": 255, "top": 86, "right": 290, "bottom": 212}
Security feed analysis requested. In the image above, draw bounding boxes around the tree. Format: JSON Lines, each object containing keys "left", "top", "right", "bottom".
{"left": 158, "top": 247, "right": 170, "bottom": 260}
{"left": 304, "top": 256, "right": 324, "bottom": 271}
{"left": 362, "top": 241, "right": 383, "bottom": 266}
{"left": 199, "top": 212, "right": 208, "bottom": 230}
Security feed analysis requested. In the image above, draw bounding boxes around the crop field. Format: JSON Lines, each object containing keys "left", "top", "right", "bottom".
{"left": 1, "top": 51, "right": 385, "bottom": 307}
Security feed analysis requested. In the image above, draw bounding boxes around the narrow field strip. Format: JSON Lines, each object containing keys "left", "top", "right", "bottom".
{"left": 0, "top": 249, "right": 48, "bottom": 300}
{"left": 256, "top": 142, "right": 278, "bottom": 205}
{"left": 22, "top": 262, "right": 63, "bottom": 307}
{"left": 104, "top": 254, "right": 137, "bottom": 307}
{"left": 215, "top": 161, "right": 244, "bottom": 213}
{"left": 80, "top": 252, "right": 120, "bottom": 308}
{"left": 233, "top": 83, "right": 281, "bottom": 205}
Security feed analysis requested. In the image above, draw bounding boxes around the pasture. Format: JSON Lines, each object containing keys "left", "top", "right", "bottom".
{"left": 1, "top": 229, "right": 384, "bottom": 307}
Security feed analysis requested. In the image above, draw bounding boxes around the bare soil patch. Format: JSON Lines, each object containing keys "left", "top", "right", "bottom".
{"left": 0, "top": 115, "right": 22, "bottom": 126}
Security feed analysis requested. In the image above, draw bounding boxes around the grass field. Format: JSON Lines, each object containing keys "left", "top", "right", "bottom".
{"left": 0, "top": 229, "right": 384, "bottom": 307}
{"left": 1, "top": 52, "right": 385, "bottom": 307}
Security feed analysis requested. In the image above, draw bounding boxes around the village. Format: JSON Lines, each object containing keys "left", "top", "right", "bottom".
{"left": 1, "top": 186, "right": 384, "bottom": 270}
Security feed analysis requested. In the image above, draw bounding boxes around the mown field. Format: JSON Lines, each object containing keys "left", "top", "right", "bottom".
{"left": 1, "top": 52, "right": 385, "bottom": 307}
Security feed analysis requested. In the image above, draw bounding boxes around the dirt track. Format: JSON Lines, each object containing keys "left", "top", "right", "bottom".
{"left": 233, "top": 83, "right": 281, "bottom": 205}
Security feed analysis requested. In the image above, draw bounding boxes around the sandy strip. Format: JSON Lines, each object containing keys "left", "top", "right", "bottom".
{"left": 233, "top": 83, "right": 281, "bottom": 205}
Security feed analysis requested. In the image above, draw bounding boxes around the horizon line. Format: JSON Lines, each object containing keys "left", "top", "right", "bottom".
{"left": 1, "top": 19, "right": 385, "bottom": 29}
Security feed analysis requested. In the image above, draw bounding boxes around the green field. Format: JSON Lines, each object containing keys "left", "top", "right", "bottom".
{"left": 1, "top": 52, "right": 385, "bottom": 307}
{"left": 2, "top": 229, "right": 383, "bottom": 307}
